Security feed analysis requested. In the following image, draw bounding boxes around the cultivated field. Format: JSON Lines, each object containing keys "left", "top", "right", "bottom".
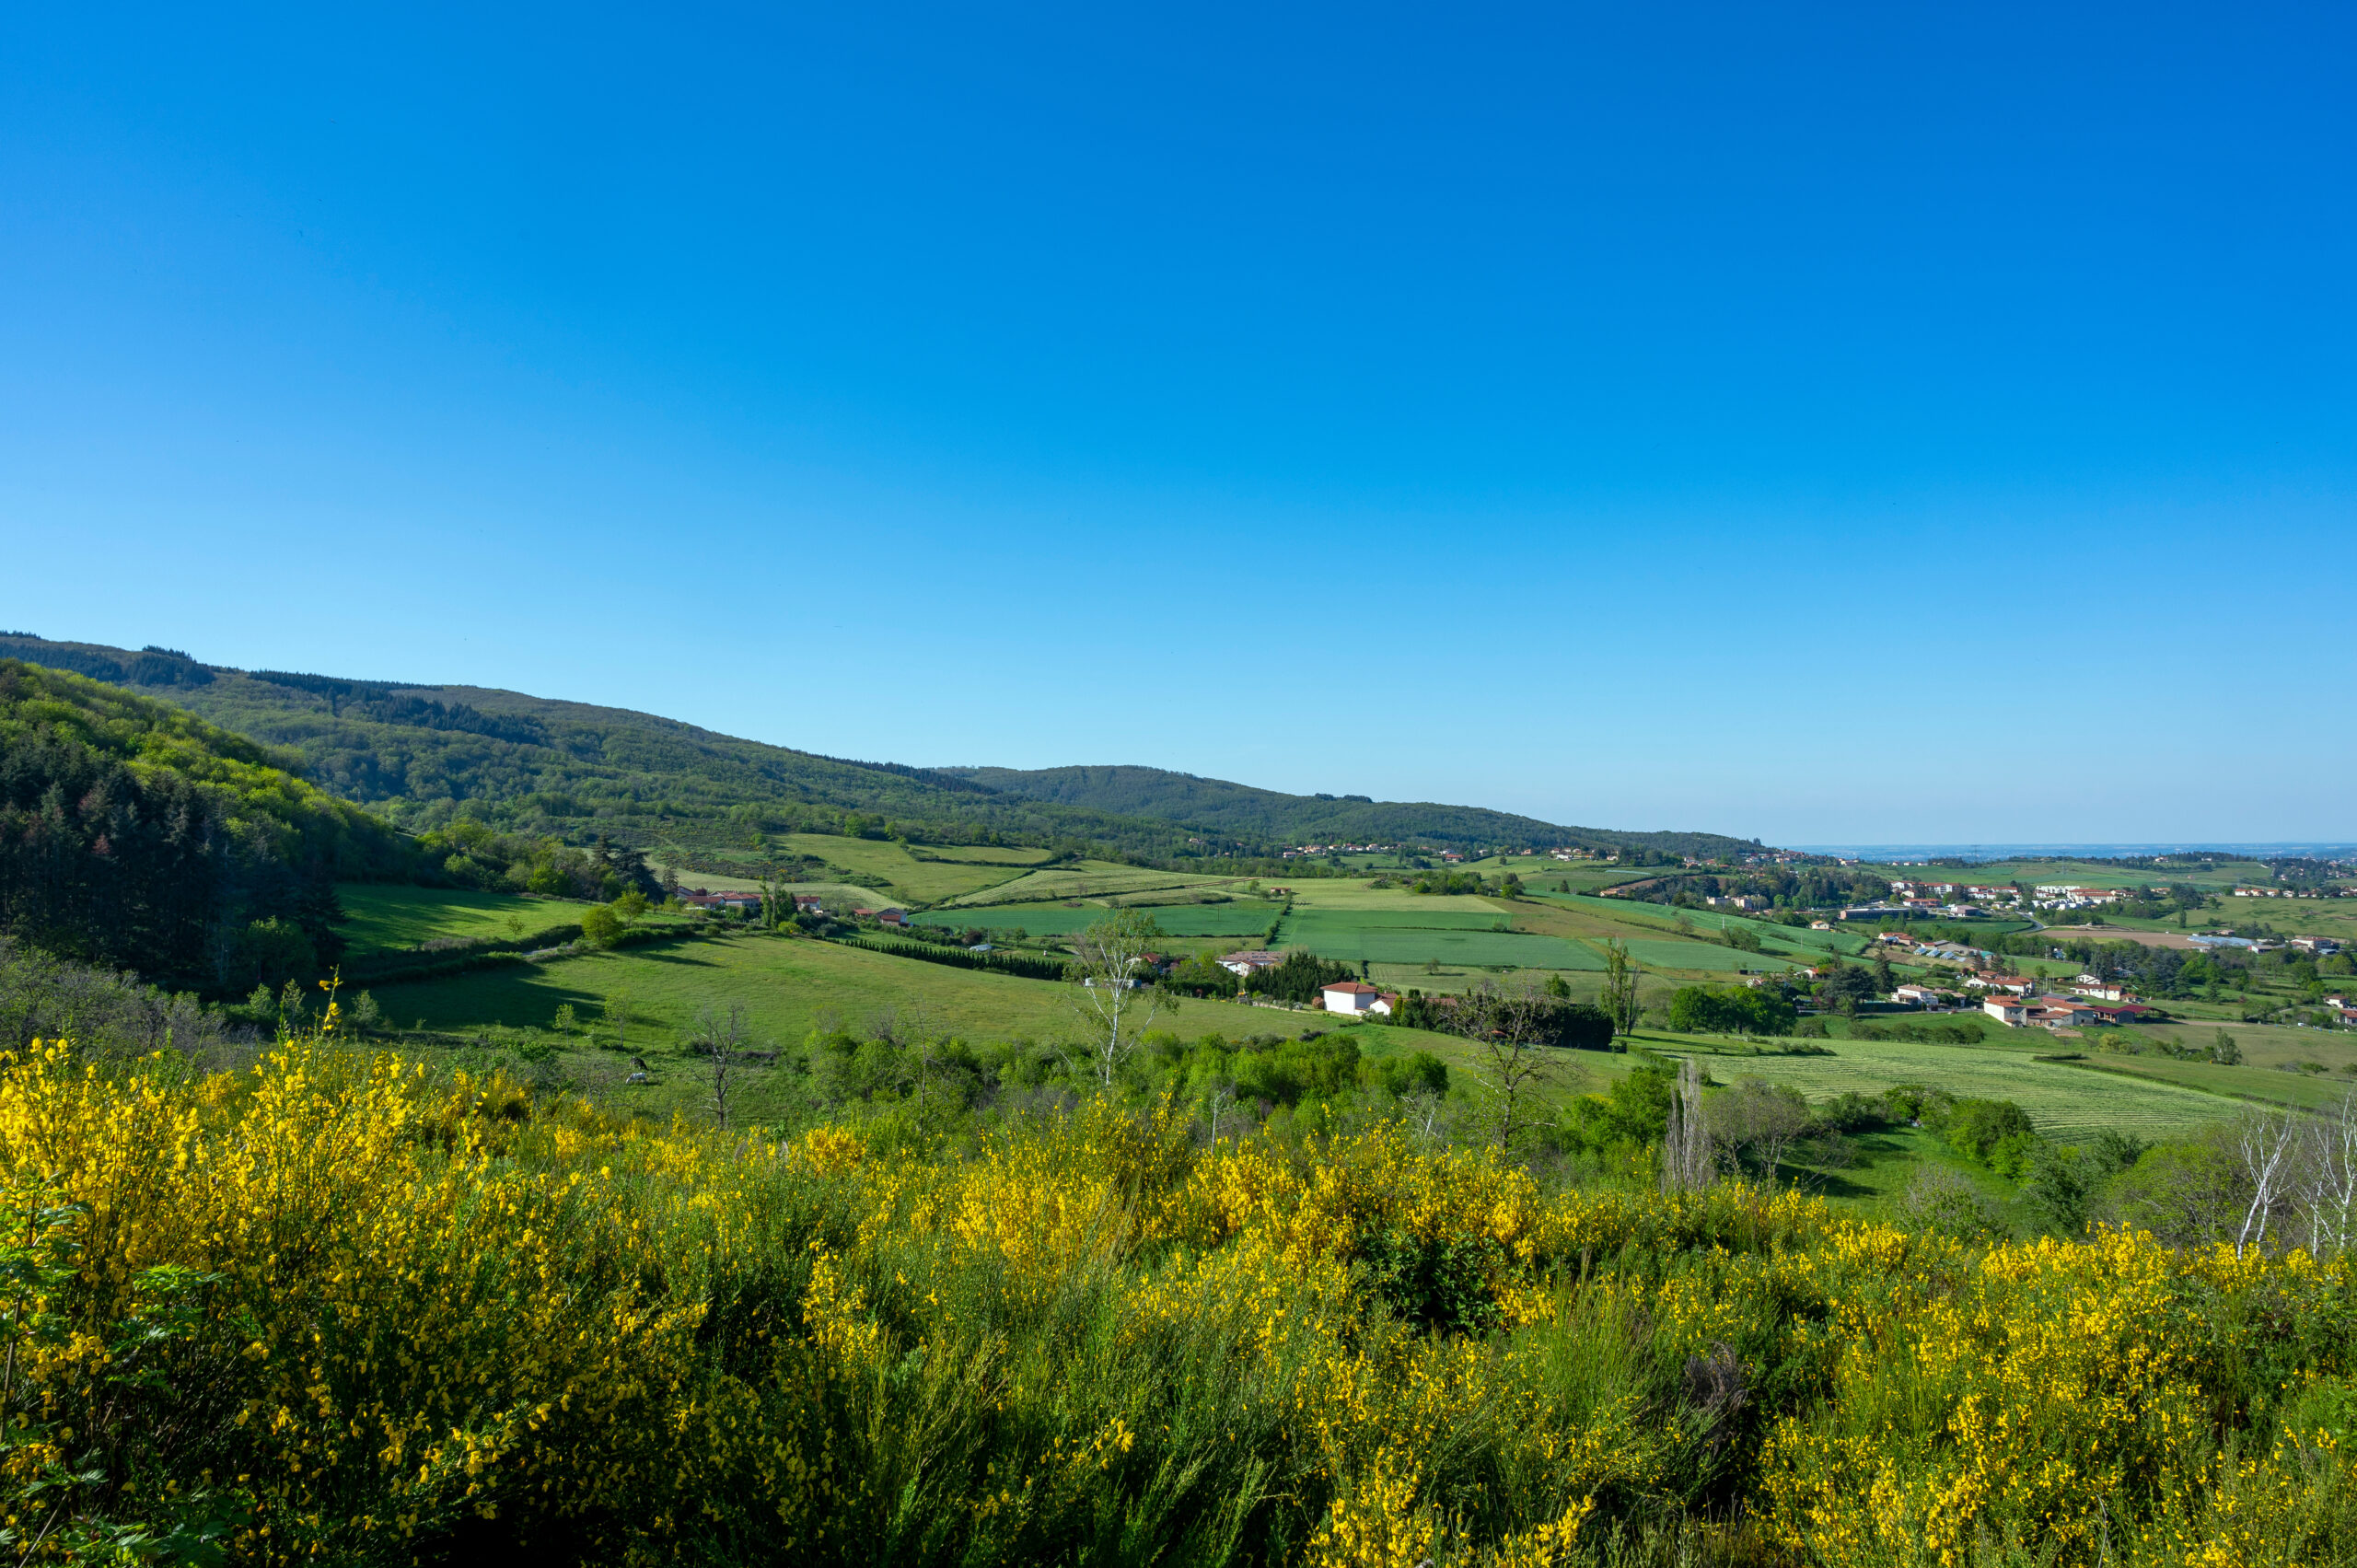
{"left": 1280, "top": 925, "right": 1603, "bottom": 970}
{"left": 913, "top": 902, "right": 1283, "bottom": 938}
{"left": 777, "top": 834, "right": 1040, "bottom": 903}
{"left": 1283, "top": 882, "right": 1514, "bottom": 913}
{"left": 946, "top": 863, "right": 1244, "bottom": 906}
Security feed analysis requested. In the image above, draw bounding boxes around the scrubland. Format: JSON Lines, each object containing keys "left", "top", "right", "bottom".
{"left": 2, "top": 1014, "right": 2353, "bottom": 1567}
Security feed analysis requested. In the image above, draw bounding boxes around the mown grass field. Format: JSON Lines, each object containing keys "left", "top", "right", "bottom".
{"left": 777, "top": 834, "right": 1039, "bottom": 904}
{"left": 1532, "top": 892, "right": 1870, "bottom": 957}
{"left": 1283, "top": 882, "right": 1514, "bottom": 913}
{"left": 336, "top": 884, "right": 586, "bottom": 955}
{"left": 1605, "top": 937, "right": 1788, "bottom": 972}
{"left": 913, "top": 902, "right": 1283, "bottom": 938}
{"left": 909, "top": 843, "right": 1059, "bottom": 866}
{"left": 651, "top": 837, "right": 1051, "bottom": 906}
{"left": 1283, "top": 908, "right": 1516, "bottom": 934}
{"left": 948, "top": 863, "right": 1243, "bottom": 907}
{"left": 1280, "top": 925, "right": 1604, "bottom": 970}
{"left": 1644, "top": 1028, "right": 2232, "bottom": 1137}
{"left": 2061, "top": 1053, "right": 2357, "bottom": 1113}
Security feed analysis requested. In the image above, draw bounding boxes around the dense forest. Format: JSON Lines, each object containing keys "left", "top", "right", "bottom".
{"left": 0, "top": 659, "right": 424, "bottom": 992}
{"left": 0, "top": 635, "right": 1228, "bottom": 860}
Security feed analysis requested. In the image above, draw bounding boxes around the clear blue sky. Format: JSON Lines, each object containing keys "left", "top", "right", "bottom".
{"left": 2, "top": 3, "right": 2350, "bottom": 845}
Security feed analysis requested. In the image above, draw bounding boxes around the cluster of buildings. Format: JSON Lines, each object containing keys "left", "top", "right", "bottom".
{"left": 2189, "top": 934, "right": 2342, "bottom": 956}
{"left": 2029, "top": 883, "right": 2128, "bottom": 912}
{"left": 674, "top": 889, "right": 910, "bottom": 927}
{"left": 1214, "top": 949, "right": 1400, "bottom": 1016}
{"left": 1890, "top": 880, "right": 2026, "bottom": 907}
{"left": 1945, "top": 969, "right": 2156, "bottom": 1030}
{"left": 1976, "top": 994, "right": 2152, "bottom": 1029}
{"left": 1839, "top": 900, "right": 1989, "bottom": 921}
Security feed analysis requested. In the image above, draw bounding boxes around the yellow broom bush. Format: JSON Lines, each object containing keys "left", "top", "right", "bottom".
{"left": 0, "top": 1009, "right": 2351, "bottom": 1565}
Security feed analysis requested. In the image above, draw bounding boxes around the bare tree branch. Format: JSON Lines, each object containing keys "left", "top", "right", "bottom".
{"left": 1064, "top": 909, "right": 1169, "bottom": 1090}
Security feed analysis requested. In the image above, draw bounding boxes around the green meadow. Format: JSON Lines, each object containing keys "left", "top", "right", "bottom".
{"left": 947, "top": 862, "right": 1243, "bottom": 906}
{"left": 336, "top": 884, "right": 586, "bottom": 956}
{"left": 913, "top": 902, "right": 1283, "bottom": 938}
{"left": 1643, "top": 1028, "right": 2228, "bottom": 1138}
{"left": 1279, "top": 925, "right": 1604, "bottom": 970}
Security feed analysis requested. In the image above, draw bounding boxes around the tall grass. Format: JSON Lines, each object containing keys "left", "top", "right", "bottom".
{"left": 0, "top": 1011, "right": 2351, "bottom": 1565}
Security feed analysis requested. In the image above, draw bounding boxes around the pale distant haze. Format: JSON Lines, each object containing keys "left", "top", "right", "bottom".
{"left": 2, "top": 3, "right": 2350, "bottom": 845}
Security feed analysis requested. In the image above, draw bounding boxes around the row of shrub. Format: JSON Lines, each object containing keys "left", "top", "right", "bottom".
{"left": 843, "top": 935, "right": 1073, "bottom": 982}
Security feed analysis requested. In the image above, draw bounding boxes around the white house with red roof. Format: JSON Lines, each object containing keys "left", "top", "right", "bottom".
{"left": 1320, "top": 981, "right": 1389, "bottom": 1016}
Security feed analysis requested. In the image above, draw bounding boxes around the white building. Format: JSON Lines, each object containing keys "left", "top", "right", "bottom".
{"left": 1320, "top": 981, "right": 1389, "bottom": 1016}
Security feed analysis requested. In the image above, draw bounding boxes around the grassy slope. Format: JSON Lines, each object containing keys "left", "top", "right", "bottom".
{"left": 369, "top": 933, "right": 1406, "bottom": 1051}
{"left": 1643, "top": 1028, "right": 2231, "bottom": 1137}
{"left": 947, "top": 864, "right": 1245, "bottom": 907}
{"left": 335, "top": 886, "right": 587, "bottom": 956}
{"left": 772, "top": 834, "right": 1038, "bottom": 904}
{"left": 914, "top": 904, "right": 1283, "bottom": 938}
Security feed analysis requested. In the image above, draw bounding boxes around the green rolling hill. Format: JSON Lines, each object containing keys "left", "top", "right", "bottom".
{"left": 935, "top": 763, "right": 1759, "bottom": 859}
{"left": 0, "top": 633, "right": 1762, "bottom": 864}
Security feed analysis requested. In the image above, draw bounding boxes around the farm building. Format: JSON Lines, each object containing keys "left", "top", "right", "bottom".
{"left": 1319, "top": 981, "right": 1390, "bottom": 1016}
{"left": 1982, "top": 997, "right": 2029, "bottom": 1025}
{"left": 1218, "top": 949, "right": 1283, "bottom": 977}
{"left": 679, "top": 889, "right": 762, "bottom": 914}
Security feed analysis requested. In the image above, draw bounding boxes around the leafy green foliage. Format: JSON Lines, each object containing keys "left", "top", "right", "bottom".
{"left": 0, "top": 660, "right": 422, "bottom": 990}
{"left": 1244, "top": 949, "right": 1357, "bottom": 1005}
{"left": 1666, "top": 984, "right": 1797, "bottom": 1037}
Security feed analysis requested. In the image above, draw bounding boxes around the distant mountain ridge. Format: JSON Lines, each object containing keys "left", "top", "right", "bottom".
{"left": 936, "top": 764, "right": 1759, "bottom": 860}
{"left": 0, "top": 633, "right": 1760, "bottom": 860}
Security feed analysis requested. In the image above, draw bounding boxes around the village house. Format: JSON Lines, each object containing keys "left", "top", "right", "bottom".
{"left": 1319, "top": 981, "right": 1390, "bottom": 1016}
{"left": 2027, "top": 999, "right": 2097, "bottom": 1029}
{"left": 1968, "top": 974, "right": 2038, "bottom": 995}
{"left": 1893, "top": 984, "right": 1951, "bottom": 1007}
{"left": 679, "top": 889, "right": 762, "bottom": 914}
{"left": 1218, "top": 949, "right": 1283, "bottom": 977}
{"left": 1982, "top": 996, "right": 2029, "bottom": 1025}
{"left": 2070, "top": 978, "right": 2135, "bottom": 1002}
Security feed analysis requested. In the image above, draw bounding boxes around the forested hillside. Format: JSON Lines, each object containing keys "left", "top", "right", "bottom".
{"left": 0, "top": 658, "right": 422, "bottom": 990}
{"left": 0, "top": 634, "right": 1215, "bottom": 860}
{"left": 938, "top": 763, "right": 1760, "bottom": 858}
{"left": 0, "top": 634, "right": 1763, "bottom": 865}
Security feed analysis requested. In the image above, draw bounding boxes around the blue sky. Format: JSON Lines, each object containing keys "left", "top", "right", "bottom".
{"left": 2, "top": 2, "right": 2350, "bottom": 845}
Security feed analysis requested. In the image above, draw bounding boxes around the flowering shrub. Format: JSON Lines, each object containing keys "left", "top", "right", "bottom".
{"left": 0, "top": 1018, "right": 2351, "bottom": 1564}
